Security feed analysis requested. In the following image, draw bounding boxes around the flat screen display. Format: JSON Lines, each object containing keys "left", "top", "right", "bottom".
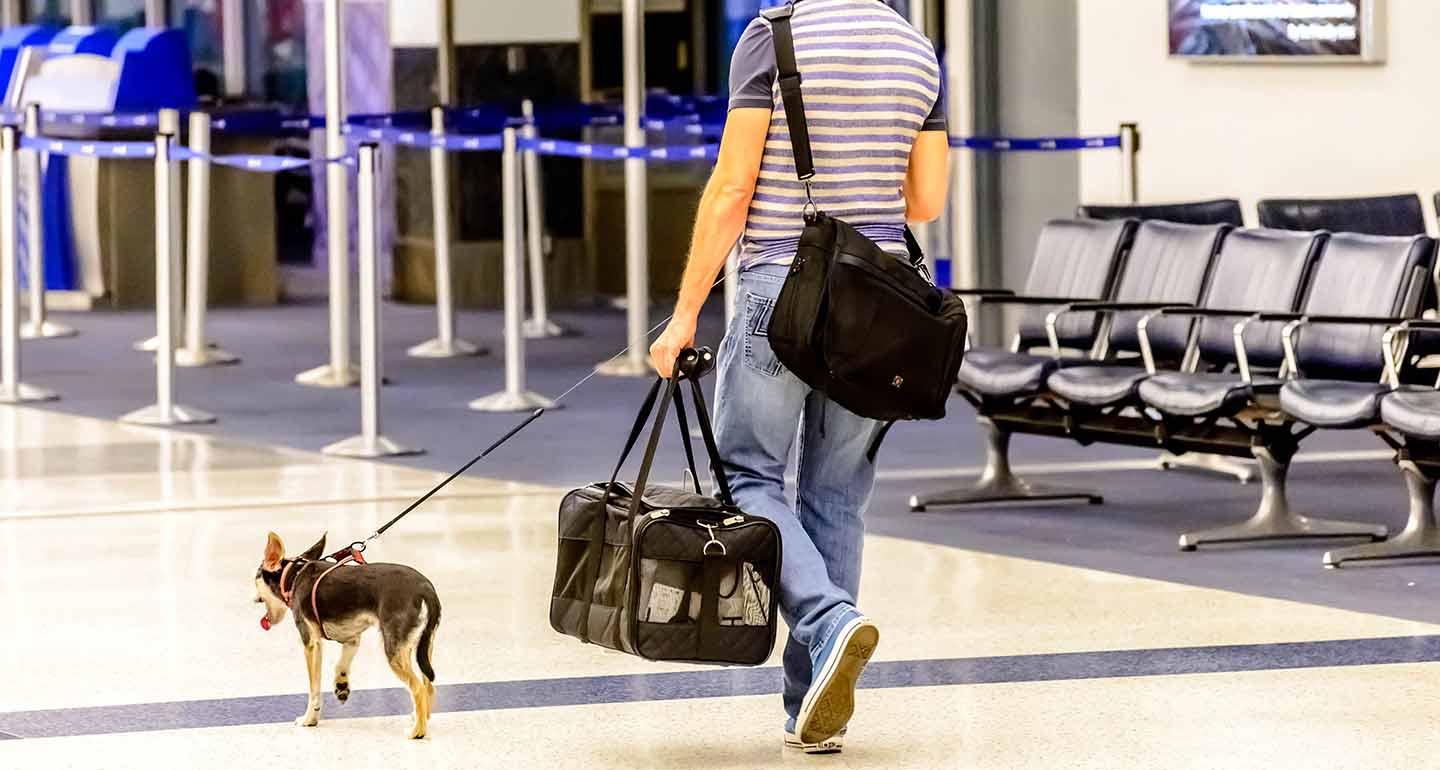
{"left": 1168, "top": 0, "right": 1381, "bottom": 60}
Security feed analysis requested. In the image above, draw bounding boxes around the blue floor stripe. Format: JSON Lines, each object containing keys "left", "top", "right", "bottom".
{"left": 3, "top": 635, "right": 1437, "bottom": 740}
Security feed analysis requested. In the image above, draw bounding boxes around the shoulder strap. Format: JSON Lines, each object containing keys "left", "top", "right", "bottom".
{"left": 762, "top": 3, "right": 814, "bottom": 183}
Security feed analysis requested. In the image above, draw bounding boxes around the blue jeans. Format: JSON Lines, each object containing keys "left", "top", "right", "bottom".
{"left": 712, "top": 264, "right": 884, "bottom": 720}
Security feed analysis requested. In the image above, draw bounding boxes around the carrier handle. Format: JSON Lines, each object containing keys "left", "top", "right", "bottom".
{"left": 605, "top": 348, "right": 718, "bottom": 509}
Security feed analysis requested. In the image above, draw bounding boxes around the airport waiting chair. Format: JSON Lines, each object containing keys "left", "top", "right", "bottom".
{"left": 1079, "top": 199, "right": 1245, "bottom": 228}
{"left": 1312, "top": 293, "right": 1440, "bottom": 567}
{"left": 920, "top": 218, "right": 1136, "bottom": 510}
{"left": 1043, "top": 222, "right": 1231, "bottom": 428}
{"left": 1140, "top": 232, "right": 1433, "bottom": 551}
{"left": 1258, "top": 194, "right": 1427, "bottom": 237}
{"left": 913, "top": 219, "right": 1221, "bottom": 511}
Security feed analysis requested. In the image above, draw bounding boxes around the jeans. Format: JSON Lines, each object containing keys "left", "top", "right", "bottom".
{"left": 712, "top": 264, "right": 884, "bottom": 720}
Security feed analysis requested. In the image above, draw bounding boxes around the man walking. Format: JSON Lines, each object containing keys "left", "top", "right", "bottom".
{"left": 649, "top": 0, "right": 950, "bottom": 753}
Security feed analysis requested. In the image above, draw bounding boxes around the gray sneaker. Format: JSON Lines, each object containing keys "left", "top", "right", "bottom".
{"left": 784, "top": 719, "right": 845, "bottom": 754}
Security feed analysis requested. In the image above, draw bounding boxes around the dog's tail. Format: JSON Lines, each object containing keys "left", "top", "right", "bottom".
{"left": 416, "top": 594, "right": 441, "bottom": 683}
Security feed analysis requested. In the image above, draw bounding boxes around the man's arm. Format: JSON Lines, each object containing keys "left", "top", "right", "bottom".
{"left": 904, "top": 131, "right": 950, "bottom": 223}
{"left": 648, "top": 107, "right": 771, "bottom": 377}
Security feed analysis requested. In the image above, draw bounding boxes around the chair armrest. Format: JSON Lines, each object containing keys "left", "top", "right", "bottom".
{"left": 1279, "top": 315, "right": 1417, "bottom": 381}
{"left": 949, "top": 288, "right": 1016, "bottom": 297}
{"left": 978, "top": 294, "right": 1101, "bottom": 306}
{"left": 1067, "top": 301, "right": 1194, "bottom": 312}
{"left": 1044, "top": 302, "right": 1193, "bottom": 359}
{"left": 1381, "top": 320, "right": 1440, "bottom": 384}
{"left": 1160, "top": 307, "right": 1268, "bottom": 319}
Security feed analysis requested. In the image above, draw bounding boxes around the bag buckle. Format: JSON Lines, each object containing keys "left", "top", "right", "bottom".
{"left": 702, "top": 523, "right": 727, "bottom": 558}
{"left": 801, "top": 178, "right": 817, "bottom": 220}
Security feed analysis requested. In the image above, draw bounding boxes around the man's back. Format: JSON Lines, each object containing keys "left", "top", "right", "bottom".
{"left": 729, "top": 0, "right": 946, "bottom": 266}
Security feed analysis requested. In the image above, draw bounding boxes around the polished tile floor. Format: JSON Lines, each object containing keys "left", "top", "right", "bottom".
{"left": 1, "top": 407, "right": 1437, "bottom": 769}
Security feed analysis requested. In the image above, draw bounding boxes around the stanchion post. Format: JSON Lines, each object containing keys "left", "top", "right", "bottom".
{"left": 407, "top": 106, "right": 482, "bottom": 359}
{"left": 520, "top": 98, "right": 569, "bottom": 339}
{"left": 0, "top": 126, "right": 56, "bottom": 404}
{"left": 595, "top": 0, "right": 651, "bottom": 377}
{"left": 323, "top": 144, "right": 421, "bottom": 458}
{"left": 469, "top": 128, "right": 558, "bottom": 413}
{"left": 296, "top": 0, "right": 360, "bottom": 387}
{"left": 177, "top": 111, "right": 238, "bottom": 367}
{"left": 121, "top": 111, "right": 213, "bottom": 426}
{"left": 1120, "top": 122, "right": 1140, "bottom": 205}
{"left": 20, "top": 104, "right": 74, "bottom": 339}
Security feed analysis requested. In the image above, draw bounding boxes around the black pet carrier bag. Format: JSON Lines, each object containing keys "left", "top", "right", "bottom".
{"left": 549, "top": 348, "right": 782, "bottom": 666}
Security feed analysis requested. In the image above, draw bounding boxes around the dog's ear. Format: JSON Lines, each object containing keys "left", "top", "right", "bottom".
{"left": 262, "top": 532, "right": 284, "bottom": 571}
{"left": 299, "top": 533, "right": 328, "bottom": 561}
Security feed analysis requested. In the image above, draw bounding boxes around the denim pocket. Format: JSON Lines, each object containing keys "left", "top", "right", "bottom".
{"left": 743, "top": 293, "right": 784, "bottom": 378}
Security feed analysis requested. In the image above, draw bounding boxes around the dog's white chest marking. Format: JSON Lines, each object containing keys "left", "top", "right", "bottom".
{"left": 323, "top": 612, "right": 379, "bottom": 643}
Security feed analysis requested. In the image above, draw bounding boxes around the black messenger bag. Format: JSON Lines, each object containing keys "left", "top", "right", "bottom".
{"left": 549, "top": 348, "right": 782, "bottom": 666}
{"left": 761, "top": 3, "right": 968, "bottom": 422}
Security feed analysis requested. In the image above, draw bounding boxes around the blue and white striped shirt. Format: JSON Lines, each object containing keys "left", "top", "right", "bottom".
{"left": 729, "top": 0, "right": 946, "bottom": 268}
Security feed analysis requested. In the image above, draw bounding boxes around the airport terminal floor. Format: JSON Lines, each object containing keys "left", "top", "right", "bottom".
{"left": 3, "top": 304, "right": 1439, "bottom": 769}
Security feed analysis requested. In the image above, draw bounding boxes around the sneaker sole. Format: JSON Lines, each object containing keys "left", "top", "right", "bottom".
{"left": 784, "top": 735, "right": 844, "bottom": 755}
{"left": 796, "top": 619, "right": 879, "bottom": 745}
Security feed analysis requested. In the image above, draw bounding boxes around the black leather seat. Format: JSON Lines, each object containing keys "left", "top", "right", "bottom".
{"left": 1047, "top": 222, "right": 1228, "bottom": 408}
{"left": 1381, "top": 389, "right": 1440, "bottom": 440}
{"left": 954, "top": 218, "right": 1134, "bottom": 398}
{"left": 1279, "top": 234, "right": 1437, "bottom": 429}
{"left": 1137, "top": 229, "right": 1324, "bottom": 419}
{"left": 1078, "top": 199, "right": 1244, "bottom": 228}
{"left": 1279, "top": 380, "right": 1389, "bottom": 429}
{"left": 1258, "top": 194, "right": 1426, "bottom": 237}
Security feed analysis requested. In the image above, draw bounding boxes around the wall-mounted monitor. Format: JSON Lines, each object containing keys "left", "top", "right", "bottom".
{"left": 1168, "top": 0, "right": 1384, "bottom": 62}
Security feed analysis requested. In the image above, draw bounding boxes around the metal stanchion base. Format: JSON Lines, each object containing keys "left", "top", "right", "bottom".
{"left": 594, "top": 356, "right": 652, "bottom": 378}
{"left": 176, "top": 346, "right": 241, "bottom": 368}
{"left": 321, "top": 434, "right": 425, "bottom": 459}
{"left": 119, "top": 404, "right": 216, "bottom": 426}
{"left": 469, "top": 390, "right": 559, "bottom": 413}
{"left": 295, "top": 363, "right": 362, "bottom": 388}
{"left": 523, "top": 318, "right": 576, "bottom": 339}
{"left": 20, "top": 320, "right": 77, "bottom": 340}
{"left": 0, "top": 383, "right": 58, "bottom": 403}
{"left": 407, "top": 337, "right": 487, "bottom": 359}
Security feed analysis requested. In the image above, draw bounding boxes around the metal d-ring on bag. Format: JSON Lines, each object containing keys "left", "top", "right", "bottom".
{"left": 549, "top": 347, "right": 783, "bottom": 666}
{"left": 761, "top": 2, "right": 969, "bottom": 424}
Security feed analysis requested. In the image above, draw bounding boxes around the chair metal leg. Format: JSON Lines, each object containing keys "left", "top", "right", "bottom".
{"left": 1179, "top": 446, "right": 1387, "bottom": 551}
{"left": 1324, "top": 461, "right": 1440, "bottom": 568}
{"left": 909, "top": 418, "right": 1103, "bottom": 512}
{"left": 1156, "top": 451, "right": 1257, "bottom": 484}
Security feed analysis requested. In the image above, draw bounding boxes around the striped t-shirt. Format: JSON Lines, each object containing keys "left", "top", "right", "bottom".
{"left": 729, "top": 0, "right": 946, "bottom": 268}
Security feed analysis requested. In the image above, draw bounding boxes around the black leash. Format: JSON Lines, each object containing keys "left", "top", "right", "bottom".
{"left": 338, "top": 294, "right": 729, "bottom": 558}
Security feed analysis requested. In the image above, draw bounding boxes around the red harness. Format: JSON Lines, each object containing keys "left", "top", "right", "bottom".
{"left": 277, "top": 547, "right": 368, "bottom": 639}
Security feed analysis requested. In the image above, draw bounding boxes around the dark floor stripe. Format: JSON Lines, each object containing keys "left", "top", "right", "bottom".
{"left": 3, "top": 635, "right": 1437, "bottom": 740}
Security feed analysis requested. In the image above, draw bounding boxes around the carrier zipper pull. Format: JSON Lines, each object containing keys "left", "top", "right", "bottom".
{"left": 650, "top": 509, "right": 670, "bottom": 520}
{"left": 722, "top": 515, "right": 745, "bottom": 526}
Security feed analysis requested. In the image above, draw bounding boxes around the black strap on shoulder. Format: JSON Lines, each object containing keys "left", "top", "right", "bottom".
{"left": 762, "top": 3, "right": 814, "bottom": 183}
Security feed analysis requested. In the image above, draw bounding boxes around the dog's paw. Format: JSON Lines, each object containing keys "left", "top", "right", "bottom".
{"left": 295, "top": 714, "right": 319, "bottom": 728}
{"left": 407, "top": 724, "right": 426, "bottom": 740}
{"left": 335, "top": 683, "right": 350, "bottom": 703}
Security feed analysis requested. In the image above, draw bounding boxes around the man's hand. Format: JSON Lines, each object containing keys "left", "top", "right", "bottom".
{"left": 650, "top": 318, "right": 697, "bottom": 378}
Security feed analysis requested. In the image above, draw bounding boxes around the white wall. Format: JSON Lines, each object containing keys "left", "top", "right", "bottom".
{"left": 390, "top": 0, "right": 581, "bottom": 47}
{"left": 1077, "top": 0, "right": 1438, "bottom": 230}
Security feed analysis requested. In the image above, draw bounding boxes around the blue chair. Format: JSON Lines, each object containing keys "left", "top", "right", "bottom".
{"left": 1079, "top": 199, "right": 1244, "bottom": 228}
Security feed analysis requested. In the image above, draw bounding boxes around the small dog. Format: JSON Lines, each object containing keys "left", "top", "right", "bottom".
{"left": 252, "top": 532, "right": 442, "bottom": 739}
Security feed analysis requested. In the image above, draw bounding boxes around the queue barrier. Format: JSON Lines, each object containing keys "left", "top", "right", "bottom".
{"left": 1, "top": 101, "right": 1143, "bottom": 448}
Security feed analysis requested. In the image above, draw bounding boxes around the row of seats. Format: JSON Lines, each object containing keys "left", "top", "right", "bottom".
{"left": 1079, "top": 192, "right": 1438, "bottom": 237}
{"left": 918, "top": 210, "right": 1440, "bottom": 568}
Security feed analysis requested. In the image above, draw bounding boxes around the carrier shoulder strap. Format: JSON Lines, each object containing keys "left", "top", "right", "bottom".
{"left": 762, "top": 3, "right": 814, "bottom": 182}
